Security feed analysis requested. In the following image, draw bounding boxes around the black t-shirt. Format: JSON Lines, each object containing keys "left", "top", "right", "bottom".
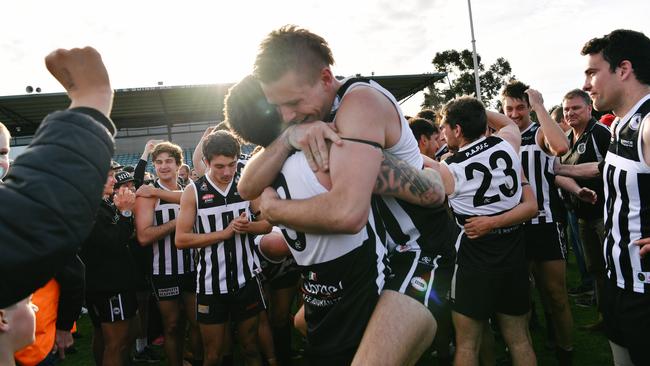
{"left": 561, "top": 119, "right": 611, "bottom": 219}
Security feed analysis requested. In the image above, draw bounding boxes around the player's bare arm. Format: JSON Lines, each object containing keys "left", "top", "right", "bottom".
{"left": 238, "top": 121, "right": 342, "bottom": 200}
{"left": 260, "top": 88, "right": 388, "bottom": 234}
{"left": 175, "top": 185, "right": 236, "bottom": 249}
{"left": 464, "top": 178, "right": 538, "bottom": 239}
{"left": 134, "top": 196, "right": 177, "bottom": 246}
{"left": 135, "top": 184, "right": 182, "bottom": 203}
{"left": 374, "top": 151, "right": 445, "bottom": 207}
{"left": 526, "top": 88, "right": 569, "bottom": 156}
{"left": 486, "top": 110, "right": 521, "bottom": 151}
{"left": 555, "top": 175, "right": 597, "bottom": 204}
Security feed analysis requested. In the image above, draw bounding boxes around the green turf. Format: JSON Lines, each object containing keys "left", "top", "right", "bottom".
{"left": 58, "top": 249, "right": 612, "bottom": 365}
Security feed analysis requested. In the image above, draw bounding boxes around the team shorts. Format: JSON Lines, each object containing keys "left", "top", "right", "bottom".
{"left": 450, "top": 265, "right": 530, "bottom": 320}
{"left": 524, "top": 222, "right": 567, "bottom": 261}
{"left": 383, "top": 249, "right": 451, "bottom": 316}
{"left": 151, "top": 272, "right": 196, "bottom": 301}
{"left": 86, "top": 291, "right": 138, "bottom": 328}
{"left": 196, "top": 278, "right": 265, "bottom": 324}
{"left": 602, "top": 279, "right": 650, "bottom": 366}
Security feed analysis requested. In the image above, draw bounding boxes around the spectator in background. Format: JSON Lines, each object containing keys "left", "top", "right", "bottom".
{"left": 560, "top": 89, "right": 610, "bottom": 329}
{"left": 552, "top": 106, "right": 572, "bottom": 133}
{"left": 178, "top": 164, "right": 190, "bottom": 186}
{"left": 1, "top": 46, "right": 116, "bottom": 365}
{"left": 79, "top": 162, "right": 138, "bottom": 366}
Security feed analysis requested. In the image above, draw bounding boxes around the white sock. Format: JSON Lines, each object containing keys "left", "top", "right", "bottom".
{"left": 136, "top": 338, "right": 147, "bottom": 353}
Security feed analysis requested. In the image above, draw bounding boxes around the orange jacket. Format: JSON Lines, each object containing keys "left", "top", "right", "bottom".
{"left": 14, "top": 279, "right": 59, "bottom": 366}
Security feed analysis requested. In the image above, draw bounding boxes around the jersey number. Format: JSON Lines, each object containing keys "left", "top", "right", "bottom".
{"left": 464, "top": 151, "right": 518, "bottom": 207}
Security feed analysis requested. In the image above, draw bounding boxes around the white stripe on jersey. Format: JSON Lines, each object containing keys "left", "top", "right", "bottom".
{"left": 380, "top": 197, "right": 421, "bottom": 252}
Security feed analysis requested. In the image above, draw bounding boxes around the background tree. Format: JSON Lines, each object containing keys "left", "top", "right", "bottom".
{"left": 422, "top": 49, "right": 514, "bottom": 111}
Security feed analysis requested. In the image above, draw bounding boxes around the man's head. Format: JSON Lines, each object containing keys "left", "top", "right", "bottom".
{"left": 416, "top": 109, "right": 438, "bottom": 124}
{"left": 114, "top": 171, "right": 135, "bottom": 193}
{"left": 440, "top": 96, "right": 487, "bottom": 151}
{"left": 151, "top": 142, "right": 183, "bottom": 182}
{"left": 254, "top": 25, "right": 338, "bottom": 124}
{"left": 202, "top": 130, "right": 240, "bottom": 186}
{"left": 562, "top": 89, "right": 593, "bottom": 130}
{"left": 581, "top": 29, "right": 650, "bottom": 112}
{"left": 0, "top": 122, "right": 10, "bottom": 180}
{"left": 501, "top": 80, "right": 532, "bottom": 129}
{"left": 225, "top": 74, "right": 283, "bottom": 147}
{"left": 409, "top": 118, "right": 440, "bottom": 158}
{"left": 551, "top": 106, "right": 571, "bottom": 133}
{"left": 0, "top": 296, "right": 38, "bottom": 352}
{"left": 178, "top": 164, "right": 190, "bottom": 183}
{"left": 190, "top": 168, "right": 199, "bottom": 182}
{"left": 103, "top": 163, "right": 120, "bottom": 197}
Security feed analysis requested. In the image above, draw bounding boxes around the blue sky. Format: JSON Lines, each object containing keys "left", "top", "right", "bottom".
{"left": 1, "top": 0, "right": 647, "bottom": 115}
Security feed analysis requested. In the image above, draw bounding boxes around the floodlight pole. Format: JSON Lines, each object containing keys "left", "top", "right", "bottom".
{"left": 467, "top": 0, "right": 482, "bottom": 101}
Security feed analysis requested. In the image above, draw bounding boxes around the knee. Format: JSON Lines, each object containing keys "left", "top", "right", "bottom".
{"left": 240, "top": 339, "right": 260, "bottom": 359}
{"left": 164, "top": 319, "right": 181, "bottom": 336}
{"left": 204, "top": 349, "right": 221, "bottom": 365}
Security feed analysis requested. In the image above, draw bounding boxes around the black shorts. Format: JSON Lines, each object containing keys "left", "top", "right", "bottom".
{"left": 451, "top": 265, "right": 530, "bottom": 320}
{"left": 86, "top": 291, "right": 138, "bottom": 328}
{"left": 196, "top": 278, "right": 265, "bottom": 324}
{"left": 268, "top": 269, "right": 300, "bottom": 290}
{"left": 524, "top": 222, "right": 567, "bottom": 261}
{"left": 603, "top": 279, "right": 650, "bottom": 366}
{"left": 151, "top": 272, "right": 196, "bottom": 301}
{"left": 383, "top": 249, "right": 451, "bottom": 315}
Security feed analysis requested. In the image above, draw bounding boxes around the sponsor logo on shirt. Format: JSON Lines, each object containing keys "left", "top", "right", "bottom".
{"left": 577, "top": 142, "right": 586, "bottom": 154}
{"left": 158, "top": 286, "right": 180, "bottom": 298}
{"left": 629, "top": 114, "right": 641, "bottom": 131}
{"left": 202, "top": 194, "right": 214, "bottom": 203}
{"left": 198, "top": 304, "right": 210, "bottom": 314}
{"left": 410, "top": 277, "right": 428, "bottom": 292}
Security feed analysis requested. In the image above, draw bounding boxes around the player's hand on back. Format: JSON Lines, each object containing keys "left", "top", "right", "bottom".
{"left": 285, "top": 121, "right": 342, "bottom": 172}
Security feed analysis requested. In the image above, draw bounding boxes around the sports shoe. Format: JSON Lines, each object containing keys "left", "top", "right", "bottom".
{"left": 133, "top": 346, "right": 161, "bottom": 363}
{"left": 568, "top": 283, "right": 594, "bottom": 297}
{"left": 574, "top": 295, "right": 596, "bottom": 308}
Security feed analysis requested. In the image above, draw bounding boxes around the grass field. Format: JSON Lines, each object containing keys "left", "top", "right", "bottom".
{"left": 57, "top": 250, "right": 613, "bottom": 366}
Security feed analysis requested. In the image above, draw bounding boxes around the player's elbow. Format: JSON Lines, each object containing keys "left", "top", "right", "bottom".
{"left": 523, "top": 201, "right": 539, "bottom": 221}
{"left": 237, "top": 182, "right": 260, "bottom": 201}
{"left": 175, "top": 233, "right": 191, "bottom": 249}
{"left": 332, "top": 207, "right": 369, "bottom": 234}
{"left": 136, "top": 231, "right": 153, "bottom": 247}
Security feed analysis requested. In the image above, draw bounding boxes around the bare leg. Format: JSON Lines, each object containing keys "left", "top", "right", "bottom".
{"left": 158, "top": 299, "right": 184, "bottom": 366}
{"left": 452, "top": 311, "right": 484, "bottom": 366}
{"left": 101, "top": 318, "right": 134, "bottom": 366}
{"left": 183, "top": 292, "right": 203, "bottom": 362}
{"left": 535, "top": 260, "right": 573, "bottom": 350}
{"left": 352, "top": 290, "right": 436, "bottom": 366}
{"left": 257, "top": 310, "right": 277, "bottom": 365}
{"left": 199, "top": 323, "right": 226, "bottom": 366}
{"left": 237, "top": 313, "right": 262, "bottom": 366}
{"left": 293, "top": 305, "right": 307, "bottom": 337}
{"left": 496, "top": 313, "right": 537, "bottom": 366}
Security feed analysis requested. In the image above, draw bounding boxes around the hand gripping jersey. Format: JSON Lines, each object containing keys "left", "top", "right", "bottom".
{"left": 192, "top": 158, "right": 260, "bottom": 295}
{"left": 520, "top": 123, "right": 564, "bottom": 224}
{"left": 603, "top": 94, "right": 650, "bottom": 293}
{"left": 444, "top": 136, "right": 525, "bottom": 270}
{"left": 273, "top": 151, "right": 387, "bottom": 358}
{"left": 152, "top": 180, "right": 195, "bottom": 276}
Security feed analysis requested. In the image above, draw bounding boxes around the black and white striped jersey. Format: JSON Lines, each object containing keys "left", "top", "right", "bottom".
{"left": 273, "top": 151, "right": 387, "bottom": 356}
{"left": 151, "top": 180, "right": 195, "bottom": 276}
{"left": 192, "top": 160, "right": 259, "bottom": 295}
{"left": 603, "top": 94, "right": 650, "bottom": 294}
{"left": 444, "top": 136, "right": 525, "bottom": 270}
{"left": 520, "top": 123, "right": 564, "bottom": 224}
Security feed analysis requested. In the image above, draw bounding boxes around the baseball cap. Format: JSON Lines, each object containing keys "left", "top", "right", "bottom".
{"left": 114, "top": 171, "right": 134, "bottom": 187}
{"left": 110, "top": 160, "right": 123, "bottom": 170}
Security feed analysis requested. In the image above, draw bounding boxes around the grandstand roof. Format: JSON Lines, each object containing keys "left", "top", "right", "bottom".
{"left": 0, "top": 73, "right": 446, "bottom": 137}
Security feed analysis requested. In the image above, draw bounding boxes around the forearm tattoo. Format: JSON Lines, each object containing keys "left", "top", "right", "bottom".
{"left": 374, "top": 151, "right": 445, "bottom": 207}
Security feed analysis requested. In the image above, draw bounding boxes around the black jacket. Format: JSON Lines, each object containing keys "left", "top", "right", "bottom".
{"left": 80, "top": 199, "right": 137, "bottom": 292}
{"left": 0, "top": 107, "right": 115, "bottom": 308}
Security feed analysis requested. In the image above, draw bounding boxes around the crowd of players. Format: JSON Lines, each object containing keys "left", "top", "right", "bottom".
{"left": 1, "top": 26, "right": 649, "bottom": 366}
